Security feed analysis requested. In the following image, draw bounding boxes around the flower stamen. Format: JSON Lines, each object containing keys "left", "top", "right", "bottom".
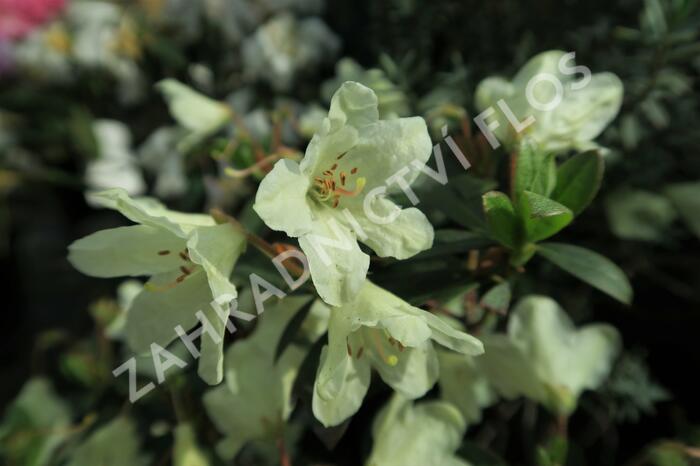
{"left": 370, "top": 331, "right": 399, "bottom": 366}
{"left": 312, "top": 162, "right": 366, "bottom": 208}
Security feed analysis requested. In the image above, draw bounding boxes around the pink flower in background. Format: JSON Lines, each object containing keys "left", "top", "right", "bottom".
{"left": 0, "top": 0, "right": 67, "bottom": 41}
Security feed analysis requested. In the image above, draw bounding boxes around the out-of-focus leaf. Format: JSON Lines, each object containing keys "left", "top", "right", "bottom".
{"left": 67, "top": 417, "right": 149, "bottom": 466}
{"left": 483, "top": 191, "right": 519, "bottom": 248}
{"left": 536, "top": 436, "right": 569, "bottom": 466}
{"left": 605, "top": 189, "right": 676, "bottom": 242}
{"left": 0, "top": 378, "right": 72, "bottom": 466}
{"left": 640, "top": 98, "right": 670, "bottom": 129}
{"left": 604, "top": 353, "right": 670, "bottom": 423}
{"left": 665, "top": 182, "right": 700, "bottom": 239}
{"left": 537, "top": 242, "right": 633, "bottom": 304}
{"left": 480, "top": 282, "right": 511, "bottom": 314}
{"left": 620, "top": 114, "right": 642, "bottom": 150}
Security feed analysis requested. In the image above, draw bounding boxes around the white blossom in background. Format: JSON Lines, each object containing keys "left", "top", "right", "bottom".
{"left": 202, "top": 0, "right": 324, "bottom": 44}
{"left": 138, "top": 126, "right": 189, "bottom": 199}
{"left": 85, "top": 120, "right": 145, "bottom": 201}
{"left": 242, "top": 12, "right": 339, "bottom": 91}
{"left": 67, "top": 0, "right": 145, "bottom": 104}
{"left": 11, "top": 22, "right": 72, "bottom": 81}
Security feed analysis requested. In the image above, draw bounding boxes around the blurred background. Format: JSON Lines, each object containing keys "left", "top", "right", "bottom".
{"left": 1, "top": 0, "right": 699, "bottom": 465}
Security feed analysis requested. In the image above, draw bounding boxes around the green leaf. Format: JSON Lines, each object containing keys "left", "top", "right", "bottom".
{"left": 0, "top": 378, "right": 72, "bottom": 466}
{"left": 537, "top": 242, "right": 633, "bottom": 304}
{"left": 536, "top": 436, "right": 568, "bottom": 466}
{"left": 664, "top": 182, "right": 700, "bottom": 239}
{"left": 550, "top": 151, "right": 604, "bottom": 216}
{"left": 67, "top": 417, "right": 149, "bottom": 466}
{"left": 518, "top": 191, "right": 573, "bottom": 243}
{"left": 605, "top": 189, "right": 676, "bottom": 242}
{"left": 514, "top": 140, "right": 557, "bottom": 197}
{"left": 480, "top": 282, "right": 512, "bottom": 314}
{"left": 483, "top": 191, "right": 519, "bottom": 248}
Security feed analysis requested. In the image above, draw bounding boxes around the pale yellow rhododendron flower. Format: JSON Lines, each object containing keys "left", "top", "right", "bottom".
{"left": 254, "top": 81, "right": 435, "bottom": 306}
{"left": 475, "top": 50, "right": 623, "bottom": 152}
{"left": 312, "top": 281, "right": 483, "bottom": 427}
{"left": 366, "top": 394, "right": 472, "bottom": 466}
{"left": 68, "top": 188, "right": 246, "bottom": 385}
{"left": 480, "top": 295, "right": 621, "bottom": 415}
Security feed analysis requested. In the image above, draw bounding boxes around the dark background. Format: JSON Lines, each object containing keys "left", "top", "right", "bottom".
{"left": 1, "top": 1, "right": 699, "bottom": 464}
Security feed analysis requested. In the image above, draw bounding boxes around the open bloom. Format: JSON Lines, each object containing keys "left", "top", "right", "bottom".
{"left": 480, "top": 295, "right": 621, "bottom": 415}
{"left": 242, "top": 12, "right": 339, "bottom": 91}
{"left": 366, "top": 394, "right": 470, "bottom": 466}
{"left": 0, "top": 0, "right": 66, "bottom": 41}
{"left": 68, "top": 1, "right": 145, "bottom": 103}
{"left": 254, "top": 81, "right": 434, "bottom": 306}
{"left": 312, "top": 280, "right": 483, "bottom": 427}
{"left": 68, "top": 188, "right": 246, "bottom": 385}
{"left": 475, "top": 50, "right": 623, "bottom": 153}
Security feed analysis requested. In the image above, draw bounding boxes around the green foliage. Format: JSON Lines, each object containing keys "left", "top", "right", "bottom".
{"left": 2, "top": 0, "right": 698, "bottom": 465}
{"left": 537, "top": 242, "right": 633, "bottom": 304}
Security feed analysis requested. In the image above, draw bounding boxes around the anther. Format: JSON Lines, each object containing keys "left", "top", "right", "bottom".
{"left": 356, "top": 347, "right": 364, "bottom": 359}
{"left": 346, "top": 342, "right": 353, "bottom": 357}
{"left": 351, "top": 167, "right": 358, "bottom": 174}
{"left": 158, "top": 250, "right": 170, "bottom": 255}
{"left": 180, "top": 266, "right": 191, "bottom": 275}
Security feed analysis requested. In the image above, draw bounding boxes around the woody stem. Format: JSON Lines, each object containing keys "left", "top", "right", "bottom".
{"left": 209, "top": 208, "right": 306, "bottom": 279}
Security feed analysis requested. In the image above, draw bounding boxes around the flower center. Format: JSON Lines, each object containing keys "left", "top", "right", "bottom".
{"left": 346, "top": 329, "right": 405, "bottom": 366}
{"left": 144, "top": 248, "right": 199, "bottom": 292}
{"left": 311, "top": 153, "right": 366, "bottom": 208}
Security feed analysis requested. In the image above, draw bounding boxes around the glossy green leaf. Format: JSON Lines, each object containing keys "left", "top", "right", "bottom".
{"left": 514, "top": 140, "right": 557, "bottom": 197}
{"left": 537, "top": 242, "right": 633, "bottom": 304}
{"left": 519, "top": 191, "right": 573, "bottom": 242}
{"left": 550, "top": 151, "right": 604, "bottom": 216}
